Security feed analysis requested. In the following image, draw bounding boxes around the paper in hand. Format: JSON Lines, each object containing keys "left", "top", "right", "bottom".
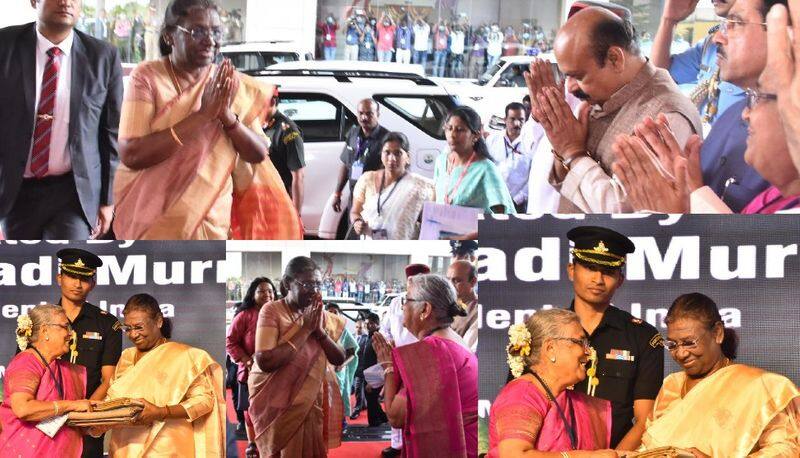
{"left": 36, "top": 414, "right": 68, "bottom": 438}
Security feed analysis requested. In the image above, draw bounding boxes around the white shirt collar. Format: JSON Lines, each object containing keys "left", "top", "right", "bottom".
{"left": 35, "top": 26, "right": 75, "bottom": 58}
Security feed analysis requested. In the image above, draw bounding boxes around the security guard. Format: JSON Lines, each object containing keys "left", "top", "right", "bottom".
{"left": 55, "top": 248, "right": 122, "bottom": 458}
{"left": 263, "top": 93, "right": 306, "bottom": 214}
{"left": 564, "top": 227, "right": 664, "bottom": 449}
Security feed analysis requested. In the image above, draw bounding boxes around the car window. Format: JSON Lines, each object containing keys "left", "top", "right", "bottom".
{"left": 496, "top": 64, "right": 528, "bottom": 87}
{"left": 278, "top": 92, "right": 354, "bottom": 142}
{"left": 261, "top": 51, "right": 299, "bottom": 67}
{"left": 224, "top": 52, "right": 265, "bottom": 72}
{"left": 375, "top": 95, "right": 456, "bottom": 140}
{"left": 477, "top": 61, "right": 504, "bottom": 85}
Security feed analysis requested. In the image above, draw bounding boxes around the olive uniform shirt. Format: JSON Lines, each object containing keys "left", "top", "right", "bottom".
{"left": 570, "top": 302, "right": 664, "bottom": 447}
{"left": 264, "top": 110, "right": 306, "bottom": 196}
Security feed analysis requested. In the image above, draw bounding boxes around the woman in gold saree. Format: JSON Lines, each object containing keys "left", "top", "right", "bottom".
{"left": 103, "top": 293, "right": 225, "bottom": 457}
{"left": 249, "top": 256, "right": 347, "bottom": 457}
{"left": 113, "top": 0, "right": 303, "bottom": 240}
{"left": 639, "top": 293, "right": 799, "bottom": 457}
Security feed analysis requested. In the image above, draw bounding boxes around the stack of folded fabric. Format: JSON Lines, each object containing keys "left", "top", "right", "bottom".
{"left": 620, "top": 447, "right": 696, "bottom": 458}
{"left": 66, "top": 398, "right": 145, "bottom": 427}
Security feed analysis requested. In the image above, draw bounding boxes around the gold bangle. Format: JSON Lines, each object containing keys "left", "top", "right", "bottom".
{"left": 170, "top": 126, "right": 184, "bottom": 147}
{"left": 384, "top": 367, "right": 395, "bottom": 375}
{"left": 561, "top": 452, "right": 569, "bottom": 458}
{"left": 286, "top": 340, "right": 297, "bottom": 351}
{"left": 53, "top": 401, "right": 59, "bottom": 415}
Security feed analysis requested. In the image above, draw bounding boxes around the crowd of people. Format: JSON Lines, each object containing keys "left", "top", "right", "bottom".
{"left": 487, "top": 225, "right": 800, "bottom": 456}
{"left": 0, "top": 249, "right": 225, "bottom": 457}
{"left": 317, "top": 6, "right": 555, "bottom": 78}
{"left": 225, "top": 241, "right": 480, "bottom": 457}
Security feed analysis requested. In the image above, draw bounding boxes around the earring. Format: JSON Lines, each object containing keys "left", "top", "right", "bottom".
{"left": 550, "top": 356, "right": 556, "bottom": 363}
{"left": 46, "top": 337, "right": 50, "bottom": 341}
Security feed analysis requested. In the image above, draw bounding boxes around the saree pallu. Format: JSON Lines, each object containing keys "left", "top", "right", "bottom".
{"left": 641, "top": 364, "right": 800, "bottom": 457}
{"left": 355, "top": 171, "right": 434, "bottom": 240}
{"left": 392, "top": 336, "right": 479, "bottom": 458}
{"left": 487, "top": 377, "right": 611, "bottom": 456}
{"left": 106, "top": 342, "right": 225, "bottom": 457}
{"left": 334, "top": 328, "right": 359, "bottom": 416}
{"left": 0, "top": 352, "right": 86, "bottom": 458}
{"left": 114, "top": 59, "right": 303, "bottom": 240}
{"left": 248, "top": 300, "right": 345, "bottom": 457}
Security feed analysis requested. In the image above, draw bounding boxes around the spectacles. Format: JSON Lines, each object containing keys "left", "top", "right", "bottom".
{"left": 745, "top": 88, "right": 778, "bottom": 110}
{"left": 294, "top": 280, "right": 322, "bottom": 291}
{"left": 553, "top": 337, "right": 591, "bottom": 349}
{"left": 663, "top": 337, "right": 699, "bottom": 352}
{"left": 718, "top": 18, "right": 767, "bottom": 38}
{"left": 176, "top": 25, "right": 224, "bottom": 43}
{"left": 47, "top": 323, "right": 73, "bottom": 333}
{"left": 400, "top": 296, "right": 425, "bottom": 307}
{"left": 121, "top": 324, "right": 147, "bottom": 334}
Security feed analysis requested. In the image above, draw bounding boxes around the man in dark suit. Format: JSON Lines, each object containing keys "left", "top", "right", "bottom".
{"left": 0, "top": 0, "right": 122, "bottom": 240}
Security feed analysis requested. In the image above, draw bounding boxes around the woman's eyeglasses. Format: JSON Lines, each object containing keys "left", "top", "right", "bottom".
{"left": 47, "top": 323, "right": 73, "bottom": 333}
{"left": 553, "top": 337, "right": 591, "bottom": 349}
{"left": 663, "top": 338, "right": 699, "bottom": 352}
{"left": 176, "top": 25, "right": 224, "bottom": 43}
{"left": 294, "top": 280, "right": 322, "bottom": 291}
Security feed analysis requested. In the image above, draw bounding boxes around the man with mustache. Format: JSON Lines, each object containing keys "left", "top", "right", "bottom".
{"left": 486, "top": 102, "right": 532, "bottom": 213}
{"left": 564, "top": 226, "right": 664, "bottom": 450}
{"left": 652, "top": 0, "right": 744, "bottom": 126}
{"left": 54, "top": 248, "right": 122, "bottom": 457}
{"left": 0, "top": 0, "right": 122, "bottom": 240}
{"left": 529, "top": 7, "right": 701, "bottom": 213}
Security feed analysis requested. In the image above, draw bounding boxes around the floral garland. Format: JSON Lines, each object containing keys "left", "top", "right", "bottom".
{"left": 16, "top": 314, "right": 33, "bottom": 351}
{"left": 506, "top": 323, "right": 532, "bottom": 378}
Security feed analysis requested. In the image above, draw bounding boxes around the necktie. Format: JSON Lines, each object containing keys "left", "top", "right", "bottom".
{"left": 30, "top": 47, "right": 63, "bottom": 178}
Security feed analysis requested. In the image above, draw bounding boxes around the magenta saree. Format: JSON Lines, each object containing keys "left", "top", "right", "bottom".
{"left": 392, "top": 335, "right": 479, "bottom": 458}
{"left": 487, "top": 376, "right": 611, "bottom": 456}
{"left": 0, "top": 351, "right": 87, "bottom": 458}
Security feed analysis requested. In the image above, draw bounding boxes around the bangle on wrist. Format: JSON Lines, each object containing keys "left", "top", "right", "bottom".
{"left": 54, "top": 401, "right": 59, "bottom": 415}
{"left": 222, "top": 113, "right": 240, "bottom": 131}
{"left": 286, "top": 340, "right": 298, "bottom": 351}
{"left": 170, "top": 126, "right": 184, "bottom": 147}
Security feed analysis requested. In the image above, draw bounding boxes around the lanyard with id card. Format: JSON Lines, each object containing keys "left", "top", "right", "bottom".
{"left": 351, "top": 136, "right": 370, "bottom": 181}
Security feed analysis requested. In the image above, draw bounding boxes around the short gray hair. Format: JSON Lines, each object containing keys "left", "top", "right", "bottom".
{"left": 28, "top": 304, "right": 66, "bottom": 344}
{"left": 407, "top": 273, "right": 466, "bottom": 325}
{"left": 525, "top": 309, "right": 581, "bottom": 366}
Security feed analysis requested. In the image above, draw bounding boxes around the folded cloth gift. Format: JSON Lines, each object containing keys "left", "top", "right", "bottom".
{"left": 66, "top": 398, "right": 145, "bottom": 427}
{"left": 621, "top": 447, "right": 696, "bottom": 458}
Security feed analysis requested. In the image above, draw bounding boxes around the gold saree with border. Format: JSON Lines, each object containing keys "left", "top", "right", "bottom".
{"left": 114, "top": 59, "right": 303, "bottom": 240}
{"left": 641, "top": 364, "right": 799, "bottom": 457}
{"left": 248, "top": 300, "right": 345, "bottom": 457}
{"left": 106, "top": 342, "right": 225, "bottom": 457}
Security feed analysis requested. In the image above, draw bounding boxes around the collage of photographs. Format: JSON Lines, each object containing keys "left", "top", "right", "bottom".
{"left": 0, "top": 0, "right": 799, "bottom": 457}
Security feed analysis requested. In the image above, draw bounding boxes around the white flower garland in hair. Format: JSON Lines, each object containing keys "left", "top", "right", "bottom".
{"left": 16, "top": 314, "right": 33, "bottom": 351}
{"left": 506, "top": 323, "right": 532, "bottom": 378}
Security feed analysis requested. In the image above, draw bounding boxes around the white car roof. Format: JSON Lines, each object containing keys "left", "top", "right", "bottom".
{"left": 221, "top": 41, "right": 308, "bottom": 54}
{"left": 270, "top": 60, "right": 426, "bottom": 76}
{"left": 499, "top": 53, "right": 557, "bottom": 64}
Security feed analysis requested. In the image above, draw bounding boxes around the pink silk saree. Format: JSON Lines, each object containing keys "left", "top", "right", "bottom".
{"left": 114, "top": 59, "right": 303, "bottom": 240}
{"left": 487, "top": 376, "right": 611, "bottom": 456}
{"left": 0, "top": 351, "right": 87, "bottom": 458}
{"left": 392, "top": 335, "right": 479, "bottom": 458}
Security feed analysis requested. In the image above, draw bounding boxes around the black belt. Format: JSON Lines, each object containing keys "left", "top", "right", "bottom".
{"left": 21, "top": 171, "right": 73, "bottom": 186}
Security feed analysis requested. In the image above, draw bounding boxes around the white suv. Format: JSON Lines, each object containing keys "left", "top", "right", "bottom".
{"left": 438, "top": 54, "right": 558, "bottom": 129}
{"left": 220, "top": 41, "right": 314, "bottom": 72}
{"left": 249, "top": 62, "right": 458, "bottom": 239}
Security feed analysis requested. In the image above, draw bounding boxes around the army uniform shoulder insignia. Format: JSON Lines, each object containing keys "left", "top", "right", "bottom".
{"left": 281, "top": 122, "right": 290, "bottom": 131}
{"left": 112, "top": 320, "right": 122, "bottom": 331}
{"left": 631, "top": 317, "right": 642, "bottom": 324}
{"left": 283, "top": 131, "right": 300, "bottom": 144}
{"left": 100, "top": 310, "right": 108, "bottom": 315}
{"left": 650, "top": 334, "right": 664, "bottom": 348}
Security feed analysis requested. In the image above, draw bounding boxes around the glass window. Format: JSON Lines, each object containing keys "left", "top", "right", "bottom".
{"left": 375, "top": 95, "right": 456, "bottom": 140}
{"left": 497, "top": 64, "right": 528, "bottom": 87}
{"left": 278, "top": 93, "right": 354, "bottom": 143}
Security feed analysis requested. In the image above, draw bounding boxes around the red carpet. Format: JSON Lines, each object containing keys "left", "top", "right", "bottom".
{"left": 227, "top": 389, "right": 390, "bottom": 457}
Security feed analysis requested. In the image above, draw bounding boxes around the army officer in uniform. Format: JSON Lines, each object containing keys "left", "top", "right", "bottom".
{"left": 55, "top": 248, "right": 122, "bottom": 458}
{"left": 565, "top": 226, "right": 664, "bottom": 450}
{"left": 263, "top": 92, "right": 307, "bottom": 215}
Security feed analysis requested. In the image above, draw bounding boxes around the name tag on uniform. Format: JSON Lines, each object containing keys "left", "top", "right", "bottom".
{"left": 83, "top": 331, "right": 103, "bottom": 340}
{"left": 350, "top": 161, "right": 364, "bottom": 181}
{"left": 606, "top": 349, "right": 634, "bottom": 361}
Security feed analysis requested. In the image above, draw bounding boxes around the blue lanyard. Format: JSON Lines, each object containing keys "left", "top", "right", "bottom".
{"left": 504, "top": 137, "right": 521, "bottom": 158}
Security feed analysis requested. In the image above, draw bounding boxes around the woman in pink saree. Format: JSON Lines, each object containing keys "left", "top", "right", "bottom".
{"left": 248, "top": 256, "right": 347, "bottom": 457}
{"left": 487, "top": 309, "right": 616, "bottom": 457}
{"left": 372, "top": 273, "right": 478, "bottom": 458}
{"left": 113, "top": 0, "right": 302, "bottom": 240}
{"left": 0, "top": 304, "right": 94, "bottom": 458}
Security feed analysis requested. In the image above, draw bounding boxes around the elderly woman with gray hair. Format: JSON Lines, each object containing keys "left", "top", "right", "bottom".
{"left": 0, "top": 304, "right": 94, "bottom": 457}
{"left": 372, "top": 273, "right": 478, "bottom": 457}
{"left": 487, "top": 309, "right": 617, "bottom": 457}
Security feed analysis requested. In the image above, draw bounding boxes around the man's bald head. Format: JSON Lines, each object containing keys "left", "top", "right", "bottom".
{"left": 557, "top": 7, "right": 638, "bottom": 67}
{"left": 554, "top": 6, "right": 643, "bottom": 105}
{"left": 447, "top": 260, "right": 477, "bottom": 303}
